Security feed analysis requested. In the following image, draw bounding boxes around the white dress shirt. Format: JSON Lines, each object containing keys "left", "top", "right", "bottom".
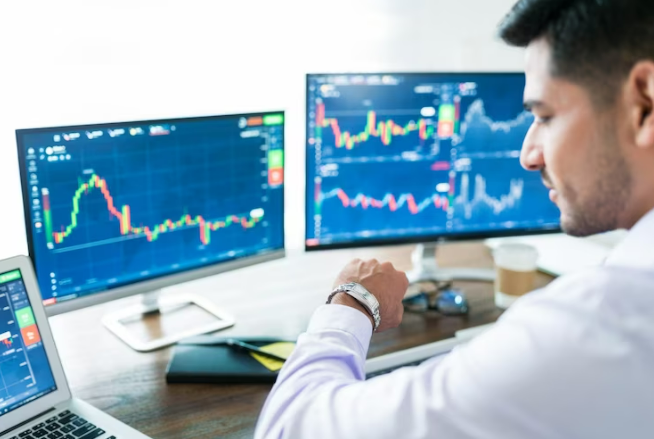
{"left": 255, "top": 208, "right": 654, "bottom": 439}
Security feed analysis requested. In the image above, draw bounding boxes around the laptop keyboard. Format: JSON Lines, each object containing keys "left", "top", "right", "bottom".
{"left": 10, "top": 410, "right": 116, "bottom": 439}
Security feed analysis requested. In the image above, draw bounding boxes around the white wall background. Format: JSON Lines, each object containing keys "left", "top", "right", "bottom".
{"left": 0, "top": 0, "right": 523, "bottom": 258}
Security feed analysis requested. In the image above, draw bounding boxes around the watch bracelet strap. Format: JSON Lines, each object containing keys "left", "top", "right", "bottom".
{"left": 326, "top": 284, "right": 380, "bottom": 330}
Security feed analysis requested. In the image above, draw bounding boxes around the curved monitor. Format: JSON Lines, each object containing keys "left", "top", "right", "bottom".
{"left": 17, "top": 112, "right": 285, "bottom": 315}
{"left": 305, "top": 73, "right": 560, "bottom": 250}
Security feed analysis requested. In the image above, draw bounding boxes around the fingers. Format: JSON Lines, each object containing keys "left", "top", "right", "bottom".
{"left": 401, "top": 271, "right": 409, "bottom": 287}
{"left": 349, "top": 259, "right": 394, "bottom": 268}
{"left": 336, "top": 258, "right": 407, "bottom": 287}
{"left": 380, "top": 261, "right": 407, "bottom": 280}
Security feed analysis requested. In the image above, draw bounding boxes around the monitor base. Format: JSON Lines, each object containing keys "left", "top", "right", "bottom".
{"left": 406, "top": 243, "right": 495, "bottom": 284}
{"left": 102, "top": 291, "right": 235, "bottom": 352}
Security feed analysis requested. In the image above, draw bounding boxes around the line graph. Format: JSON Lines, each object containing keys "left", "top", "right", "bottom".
{"left": 454, "top": 173, "right": 524, "bottom": 219}
{"left": 450, "top": 156, "right": 559, "bottom": 230}
{"left": 451, "top": 99, "right": 533, "bottom": 153}
{"left": 458, "top": 100, "right": 532, "bottom": 136}
{"left": 44, "top": 175, "right": 264, "bottom": 248}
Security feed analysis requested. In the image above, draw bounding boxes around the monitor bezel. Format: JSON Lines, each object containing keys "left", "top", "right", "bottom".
{"left": 16, "top": 111, "right": 286, "bottom": 316}
{"left": 304, "top": 72, "right": 561, "bottom": 252}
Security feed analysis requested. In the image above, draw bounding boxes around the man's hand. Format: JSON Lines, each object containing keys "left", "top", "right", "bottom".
{"left": 331, "top": 259, "right": 409, "bottom": 332}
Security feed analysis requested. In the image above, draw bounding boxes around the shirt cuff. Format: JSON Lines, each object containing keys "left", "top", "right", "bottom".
{"left": 307, "top": 304, "right": 374, "bottom": 355}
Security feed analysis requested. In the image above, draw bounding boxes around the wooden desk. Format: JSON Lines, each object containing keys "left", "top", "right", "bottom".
{"left": 49, "top": 243, "right": 553, "bottom": 439}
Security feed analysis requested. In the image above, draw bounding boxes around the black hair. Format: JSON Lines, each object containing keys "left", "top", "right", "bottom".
{"left": 498, "top": 0, "right": 654, "bottom": 105}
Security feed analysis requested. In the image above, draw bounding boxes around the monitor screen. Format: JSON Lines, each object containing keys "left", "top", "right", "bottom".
{"left": 0, "top": 269, "right": 57, "bottom": 416}
{"left": 18, "top": 112, "right": 285, "bottom": 306}
{"left": 305, "top": 73, "right": 560, "bottom": 249}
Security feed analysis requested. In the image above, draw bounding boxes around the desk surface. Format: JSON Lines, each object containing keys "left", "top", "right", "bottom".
{"left": 49, "top": 242, "right": 553, "bottom": 439}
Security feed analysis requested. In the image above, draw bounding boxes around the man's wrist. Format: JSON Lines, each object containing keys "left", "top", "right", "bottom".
{"left": 329, "top": 292, "right": 375, "bottom": 329}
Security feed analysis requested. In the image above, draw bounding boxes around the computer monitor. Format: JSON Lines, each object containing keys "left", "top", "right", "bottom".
{"left": 305, "top": 73, "right": 560, "bottom": 282}
{"left": 16, "top": 111, "right": 285, "bottom": 351}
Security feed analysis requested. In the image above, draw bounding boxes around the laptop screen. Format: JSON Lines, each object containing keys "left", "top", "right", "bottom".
{"left": 0, "top": 269, "right": 57, "bottom": 416}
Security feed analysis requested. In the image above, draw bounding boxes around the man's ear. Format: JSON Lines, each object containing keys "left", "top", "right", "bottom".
{"left": 626, "top": 61, "right": 654, "bottom": 150}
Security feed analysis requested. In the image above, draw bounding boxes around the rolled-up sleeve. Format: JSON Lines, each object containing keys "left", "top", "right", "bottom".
{"left": 254, "top": 304, "right": 373, "bottom": 439}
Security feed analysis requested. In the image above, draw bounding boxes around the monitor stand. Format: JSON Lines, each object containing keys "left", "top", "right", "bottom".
{"left": 102, "top": 291, "right": 235, "bottom": 352}
{"left": 406, "top": 243, "right": 496, "bottom": 284}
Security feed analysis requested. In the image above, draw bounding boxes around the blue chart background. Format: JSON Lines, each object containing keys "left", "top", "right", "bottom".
{"left": 306, "top": 73, "right": 560, "bottom": 247}
{"left": 20, "top": 117, "right": 284, "bottom": 302}
{"left": 0, "top": 276, "right": 56, "bottom": 414}
{"left": 451, "top": 156, "right": 559, "bottom": 231}
{"left": 453, "top": 98, "right": 534, "bottom": 155}
{"left": 318, "top": 161, "right": 451, "bottom": 241}
{"left": 0, "top": 291, "right": 24, "bottom": 403}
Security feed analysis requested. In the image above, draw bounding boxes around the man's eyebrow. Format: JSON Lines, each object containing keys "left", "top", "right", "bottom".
{"left": 523, "top": 100, "right": 546, "bottom": 112}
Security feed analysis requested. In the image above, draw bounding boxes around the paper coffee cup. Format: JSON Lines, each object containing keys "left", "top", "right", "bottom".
{"left": 493, "top": 243, "right": 538, "bottom": 309}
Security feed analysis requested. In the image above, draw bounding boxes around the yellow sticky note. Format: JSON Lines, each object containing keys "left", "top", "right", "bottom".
{"left": 250, "top": 342, "right": 296, "bottom": 372}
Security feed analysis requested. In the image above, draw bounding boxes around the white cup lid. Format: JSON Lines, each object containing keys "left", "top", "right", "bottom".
{"left": 493, "top": 243, "right": 539, "bottom": 272}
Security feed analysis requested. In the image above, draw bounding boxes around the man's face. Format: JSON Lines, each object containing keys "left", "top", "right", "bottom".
{"left": 521, "top": 38, "right": 632, "bottom": 236}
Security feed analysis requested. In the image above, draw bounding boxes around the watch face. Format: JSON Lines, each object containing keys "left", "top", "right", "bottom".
{"left": 336, "top": 283, "right": 380, "bottom": 328}
{"left": 359, "top": 288, "right": 380, "bottom": 308}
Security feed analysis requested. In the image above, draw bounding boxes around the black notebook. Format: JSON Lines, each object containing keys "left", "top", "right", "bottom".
{"left": 166, "top": 337, "right": 288, "bottom": 384}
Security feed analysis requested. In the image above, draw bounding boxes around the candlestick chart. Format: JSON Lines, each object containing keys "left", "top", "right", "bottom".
{"left": 20, "top": 114, "right": 285, "bottom": 303}
{"left": 44, "top": 175, "right": 262, "bottom": 248}
{"left": 306, "top": 73, "right": 560, "bottom": 247}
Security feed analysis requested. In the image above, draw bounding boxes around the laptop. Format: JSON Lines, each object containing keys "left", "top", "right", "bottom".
{"left": 0, "top": 256, "right": 150, "bottom": 439}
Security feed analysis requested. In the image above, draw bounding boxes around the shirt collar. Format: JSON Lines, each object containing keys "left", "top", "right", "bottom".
{"left": 604, "top": 208, "right": 654, "bottom": 270}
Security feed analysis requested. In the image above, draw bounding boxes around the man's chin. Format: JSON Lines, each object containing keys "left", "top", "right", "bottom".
{"left": 561, "top": 223, "right": 594, "bottom": 237}
{"left": 560, "top": 212, "right": 615, "bottom": 237}
{"left": 559, "top": 208, "right": 585, "bottom": 237}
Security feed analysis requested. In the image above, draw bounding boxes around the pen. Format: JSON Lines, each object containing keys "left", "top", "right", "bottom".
{"left": 178, "top": 336, "right": 290, "bottom": 346}
{"left": 225, "top": 339, "right": 288, "bottom": 362}
{"left": 177, "top": 337, "right": 290, "bottom": 362}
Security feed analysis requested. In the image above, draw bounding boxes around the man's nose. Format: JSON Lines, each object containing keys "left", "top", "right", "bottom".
{"left": 520, "top": 123, "right": 545, "bottom": 171}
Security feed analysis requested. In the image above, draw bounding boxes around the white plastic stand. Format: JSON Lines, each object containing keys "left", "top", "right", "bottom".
{"left": 406, "top": 243, "right": 496, "bottom": 284}
{"left": 102, "top": 291, "right": 235, "bottom": 352}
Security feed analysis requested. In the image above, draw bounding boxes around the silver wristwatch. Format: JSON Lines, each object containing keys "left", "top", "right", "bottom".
{"left": 327, "top": 282, "right": 381, "bottom": 331}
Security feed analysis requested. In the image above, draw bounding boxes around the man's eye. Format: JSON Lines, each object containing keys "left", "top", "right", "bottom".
{"left": 534, "top": 116, "right": 552, "bottom": 124}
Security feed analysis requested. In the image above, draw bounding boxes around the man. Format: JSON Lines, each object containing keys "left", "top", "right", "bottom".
{"left": 255, "top": 0, "right": 654, "bottom": 437}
